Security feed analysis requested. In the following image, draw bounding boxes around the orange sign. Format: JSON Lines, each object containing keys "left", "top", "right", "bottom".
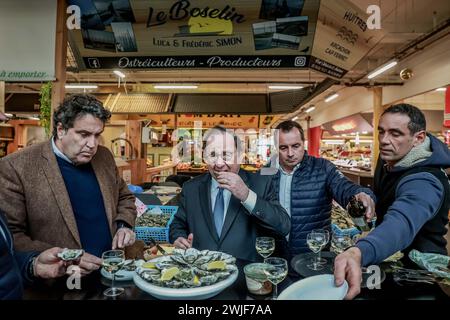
{"left": 176, "top": 114, "right": 259, "bottom": 128}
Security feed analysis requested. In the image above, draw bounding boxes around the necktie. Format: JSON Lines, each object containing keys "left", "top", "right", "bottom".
{"left": 213, "top": 188, "right": 224, "bottom": 237}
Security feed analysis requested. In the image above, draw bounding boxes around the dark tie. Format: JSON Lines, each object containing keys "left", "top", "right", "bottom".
{"left": 213, "top": 188, "right": 224, "bottom": 237}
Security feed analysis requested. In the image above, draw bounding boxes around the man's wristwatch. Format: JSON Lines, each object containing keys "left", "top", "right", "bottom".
{"left": 27, "top": 256, "right": 38, "bottom": 279}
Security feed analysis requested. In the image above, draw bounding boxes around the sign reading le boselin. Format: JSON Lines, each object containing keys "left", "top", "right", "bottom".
{"left": 68, "top": 0, "right": 383, "bottom": 78}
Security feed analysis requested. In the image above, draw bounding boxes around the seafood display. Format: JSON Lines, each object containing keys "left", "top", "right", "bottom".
{"left": 331, "top": 202, "right": 355, "bottom": 230}
{"left": 136, "top": 213, "right": 171, "bottom": 228}
{"left": 136, "top": 248, "right": 238, "bottom": 289}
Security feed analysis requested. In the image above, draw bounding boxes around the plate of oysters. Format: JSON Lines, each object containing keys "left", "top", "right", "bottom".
{"left": 101, "top": 259, "right": 145, "bottom": 281}
{"left": 133, "top": 248, "right": 238, "bottom": 300}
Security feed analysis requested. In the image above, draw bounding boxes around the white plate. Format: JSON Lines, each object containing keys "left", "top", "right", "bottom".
{"left": 133, "top": 269, "right": 238, "bottom": 300}
{"left": 278, "top": 274, "right": 348, "bottom": 300}
{"left": 101, "top": 260, "right": 144, "bottom": 281}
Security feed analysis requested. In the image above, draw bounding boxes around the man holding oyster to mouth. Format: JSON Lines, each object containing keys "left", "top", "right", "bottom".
{"left": 0, "top": 95, "right": 137, "bottom": 277}
{"left": 169, "top": 126, "right": 290, "bottom": 261}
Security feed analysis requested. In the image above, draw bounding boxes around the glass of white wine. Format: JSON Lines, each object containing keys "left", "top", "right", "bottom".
{"left": 331, "top": 233, "right": 352, "bottom": 254}
{"left": 311, "top": 229, "right": 329, "bottom": 265}
{"left": 255, "top": 237, "right": 275, "bottom": 260}
{"left": 263, "top": 257, "right": 288, "bottom": 300}
{"left": 102, "top": 250, "right": 125, "bottom": 297}
{"left": 306, "top": 231, "right": 327, "bottom": 270}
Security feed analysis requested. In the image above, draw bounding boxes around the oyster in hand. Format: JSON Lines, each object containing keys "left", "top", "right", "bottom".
{"left": 57, "top": 248, "right": 84, "bottom": 262}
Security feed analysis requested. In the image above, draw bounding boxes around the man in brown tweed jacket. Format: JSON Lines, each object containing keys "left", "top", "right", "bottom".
{"left": 0, "top": 95, "right": 137, "bottom": 276}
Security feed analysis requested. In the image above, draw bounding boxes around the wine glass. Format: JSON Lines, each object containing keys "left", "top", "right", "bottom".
{"left": 311, "top": 229, "right": 329, "bottom": 265}
{"left": 255, "top": 237, "right": 275, "bottom": 260}
{"left": 263, "top": 257, "right": 288, "bottom": 300}
{"left": 102, "top": 250, "right": 125, "bottom": 297}
{"left": 331, "top": 233, "right": 352, "bottom": 254}
{"left": 306, "top": 231, "right": 327, "bottom": 270}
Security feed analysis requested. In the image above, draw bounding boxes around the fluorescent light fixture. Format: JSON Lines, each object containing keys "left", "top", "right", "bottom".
{"left": 435, "top": 87, "right": 447, "bottom": 92}
{"left": 65, "top": 84, "right": 98, "bottom": 89}
{"left": 362, "top": 131, "right": 368, "bottom": 134}
{"left": 269, "top": 85, "right": 303, "bottom": 90}
{"left": 324, "top": 93, "right": 338, "bottom": 103}
{"left": 305, "top": 106, "right": 316, "bottom": 113}
{"left": 292, "top": 116, "right": 299, "bottom": 121}
{"left": 154, "top": 84, "right": 198, "bottom": 89}
{"left": 113, "top": 70, "right": 126, "bottom": 78}
{"left": 367, "top": 60, "right": 398, "bottom": 79}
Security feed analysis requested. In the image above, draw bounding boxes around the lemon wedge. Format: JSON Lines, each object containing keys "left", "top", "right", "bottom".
{"left": 142, "top": 262, "right": 156, "bottom": 269}
{"left": 207, "top": 260, "right": 227, "bottom": 271}
{"left": 160, "top": 267, "right": 180, "bottom": 281}
{"left": 193, "top": 275, "right": 200, "bottom": 285}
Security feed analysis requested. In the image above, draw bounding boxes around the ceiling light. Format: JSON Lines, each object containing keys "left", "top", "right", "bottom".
{"left": 324, "top": 93, "right": 339, "bottom": 103}
{"left": 435, "top": 87, "right": 447, "bottom": 92}
{"left": 367, "top": 60, "right": 398, "bottom": 79}
{"left": 268, "top": 85, "right": 303, "bottom": 90}
{"left": 154, "top": 84, "right": 198, "bottom": 89}
{"left": 65, "top": 84, "right": 98, "bottom": 89}
{"left": 113, "top": 70, "right": 126, "bottom": 78}
{"left": 362, "top": 131, "right": 368, "bottom": 134}
{"left": 305, "top": 106, "right": 316, "bottom": 113}
{"left": 292, "top": 116, "right": 299, "bottom": 121}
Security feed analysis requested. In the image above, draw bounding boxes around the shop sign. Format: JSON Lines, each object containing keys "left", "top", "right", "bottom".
{"left": 68, "top": 0, "right": 382, "bottom": 78}
{"left": 0, "top": 0, "right": 56, "bottom": 82}
{"left": 177, "top": 114, "right": 259, "bottom": 128}
{"left": 310, "top": 0, "right": 384, "bottom": 78}
{"left": 69, "top": 0, "right": 320, "bottom": 70}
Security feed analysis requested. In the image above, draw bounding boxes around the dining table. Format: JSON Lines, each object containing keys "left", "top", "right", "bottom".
{"left": 23, "top": 255, "right": 450, "bottom": 301}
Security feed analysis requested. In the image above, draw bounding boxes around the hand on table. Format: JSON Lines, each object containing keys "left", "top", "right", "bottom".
{"left": 334, "top": 247, "right": 362, "bottom": 300}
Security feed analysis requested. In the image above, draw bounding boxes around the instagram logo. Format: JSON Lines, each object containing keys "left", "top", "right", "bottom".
{"left": 294, "top": 56, "right": 306, "bottom": 67}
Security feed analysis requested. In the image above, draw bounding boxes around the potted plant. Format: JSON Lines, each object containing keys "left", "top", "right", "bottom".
{"left": 39, "top": 82, "right": 52, "bottom": 138}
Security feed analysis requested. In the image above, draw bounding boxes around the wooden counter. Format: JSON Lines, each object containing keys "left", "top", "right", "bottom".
{"left": 337, "top": 167, "right": 374, "bottom": 190}
{"left": 145, "top": 163, "right": 177, "bottom": 181}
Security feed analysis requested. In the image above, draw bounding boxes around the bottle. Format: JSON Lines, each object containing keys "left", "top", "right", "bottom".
{"left": 347, "top": 196, "right": 370, "bottom": 232}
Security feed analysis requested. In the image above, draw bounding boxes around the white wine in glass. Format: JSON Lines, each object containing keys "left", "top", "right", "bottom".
{"left": 306, "top": 232, "right": 327, "bottom": 271}
{"left": 255, "top": 237, "right": 275, "bottom": 259}
{"left": 263, "top": 257, "right": 288, "bottom": 300}
{"left": 102, "top": 250, "right": 125, "bottom": 297}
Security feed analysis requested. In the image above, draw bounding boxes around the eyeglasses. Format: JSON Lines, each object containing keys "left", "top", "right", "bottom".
{"left": 204, "top": 151, "right": 235, "bottom": 163}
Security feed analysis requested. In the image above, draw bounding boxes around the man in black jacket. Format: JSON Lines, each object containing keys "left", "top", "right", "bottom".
{"left": 169, "top": 126, "right": 290, "bottom": 261}
{"left": 1, "top": 112, "right": 66, "bottom": 299}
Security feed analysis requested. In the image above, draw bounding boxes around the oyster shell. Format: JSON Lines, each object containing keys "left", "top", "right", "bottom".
{"left": 57, "top": 248, "right": 84, "bottom": 261}
{"left": 183, "top": 248, "right": 200, "bottom": 264}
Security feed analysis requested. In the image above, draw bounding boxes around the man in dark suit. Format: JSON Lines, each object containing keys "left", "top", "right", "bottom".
{"left": 169, "top": 126, "right": 290, "bottom": 261}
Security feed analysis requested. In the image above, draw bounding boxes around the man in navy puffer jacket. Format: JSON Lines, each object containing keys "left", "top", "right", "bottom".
{"left": 266, "top": 121, "right": 376, "bottom": 258}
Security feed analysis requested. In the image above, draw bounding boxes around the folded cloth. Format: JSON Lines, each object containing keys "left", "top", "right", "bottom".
{"left": 409, "top": 249, "right": 450, "bottom": 279}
